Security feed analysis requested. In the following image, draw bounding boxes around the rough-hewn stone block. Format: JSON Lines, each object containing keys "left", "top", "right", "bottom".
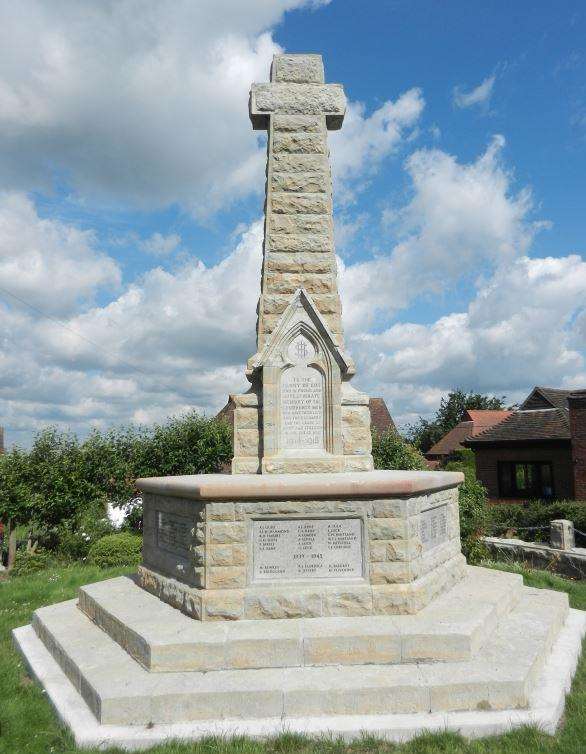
{"left": 270, "top": 192, "right": 331, "bottom": 215}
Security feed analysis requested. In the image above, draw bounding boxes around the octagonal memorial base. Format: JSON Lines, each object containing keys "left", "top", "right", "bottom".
{"left": 135, "top": 471, "right": 465, "bottom": 621}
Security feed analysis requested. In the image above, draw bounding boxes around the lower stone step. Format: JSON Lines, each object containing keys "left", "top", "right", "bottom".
{"left": 77, "top": 566, "right": 523, "bottom": 672}
{"left": 26, "top": 582, "right": 568, "bottom": 726}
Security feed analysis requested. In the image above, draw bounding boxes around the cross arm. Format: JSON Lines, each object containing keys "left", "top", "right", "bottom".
{"left": 249, "top": 82, "right": 346, "bottom": 131}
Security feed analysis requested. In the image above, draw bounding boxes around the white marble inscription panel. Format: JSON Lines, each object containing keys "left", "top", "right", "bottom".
{"left": 420, "top": 505, "right": 448, "bottom": 552}
{"left": 156, "top": 510, "right": 192, "bottom": 556}
{"left": 253, "top": 517, "right": 363, "bottom": 581}
{"left": 280, "top": 365, "right": 324, "bottom": 450}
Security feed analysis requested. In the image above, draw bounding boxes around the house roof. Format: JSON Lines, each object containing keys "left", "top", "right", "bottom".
{"left": 465, "top": 386, "right": 579, "bottom": 446}
{"left": 426, "top": 410, "right": 512, "bottom": 457}
{"left": 520, "top": 386, "right": 574, "bottom": 411}
{"left": 369, "top": 398, "right": 397, "bottom": 435}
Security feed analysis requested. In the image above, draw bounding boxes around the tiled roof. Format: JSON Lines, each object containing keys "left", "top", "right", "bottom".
{"left": 426, "top": 410, "right": 512, "bottom": 457}
{"left": 369, "top": 398, "right": 397, "bottom": 435}
{"left": 520, "top": 386, "right": 574, "bottom": 411}
{"left": 466, "top": 408, "right": 571, "bottom": 444}
{"left": 426, "top": 421, "right": 474, "bottom": 457}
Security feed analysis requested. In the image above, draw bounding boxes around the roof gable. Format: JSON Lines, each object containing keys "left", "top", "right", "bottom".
{"left": 520, "top": 386, "right": 572, "bottom": 411}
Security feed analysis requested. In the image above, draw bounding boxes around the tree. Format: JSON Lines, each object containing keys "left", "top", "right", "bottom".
{"left": 372, "top": 430, "right": 427, "bottom": 471}
{"left": 406, "top": 389, "right": 506, "bottom": 453}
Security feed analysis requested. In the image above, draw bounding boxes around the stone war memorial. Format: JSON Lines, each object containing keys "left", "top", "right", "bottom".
{"left": 13, "top": 54, "right": 586, "bottom": 750}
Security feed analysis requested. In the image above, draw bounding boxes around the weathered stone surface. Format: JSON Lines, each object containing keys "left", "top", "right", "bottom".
{"left": 273, "top": 113, "right": 323, "bottom": 131}
{"left": 251, "top": 82, "right": 346, "bottom": 118}
{"left": 267, "top": 233, "right": 333, "bottom": 252}
{"left": 270, "top": 192, "right": 331, "bottom": 215}
{"left": 269, "top": 213, "right": 331, "bottom": 234}
{"left": 272, "top": 54, "right": 324, "bottom": 84}
{"left": 273, "top": 132, "right": 327, "bottom": 154}
{"left": 271, "top": 172, "right": 328, "bottom": 193}
{"left": 272, "top": 152, "right": 329, "bottom": 173}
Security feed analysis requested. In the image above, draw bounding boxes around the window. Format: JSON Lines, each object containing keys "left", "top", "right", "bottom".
{"left": 498, "top": 461, "right": 554, "bottom": 499}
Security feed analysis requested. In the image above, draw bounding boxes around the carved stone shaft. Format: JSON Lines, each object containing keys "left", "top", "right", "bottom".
{"left": 250, "top": 54, "right": 345, "bottom": 350}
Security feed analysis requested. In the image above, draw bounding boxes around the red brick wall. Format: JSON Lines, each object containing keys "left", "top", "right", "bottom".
{"left": 569, "top": 391, "right": 586, "bottom": 501}
{"left": 473, "top": 443, "right": 574, "bottom": 501}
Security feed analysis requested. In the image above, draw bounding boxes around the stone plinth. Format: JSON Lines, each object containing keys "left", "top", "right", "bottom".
{"left": 136, "top": 470, "right": 465, "bottom": 621}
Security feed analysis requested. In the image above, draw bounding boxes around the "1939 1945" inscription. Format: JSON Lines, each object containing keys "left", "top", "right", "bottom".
{"left": 252, "top": 517, "right": 363, "bottom": 581}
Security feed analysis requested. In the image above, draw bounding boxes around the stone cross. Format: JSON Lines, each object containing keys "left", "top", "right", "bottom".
{"left": 250, "top": 54, "right": 346, "bottom": 350}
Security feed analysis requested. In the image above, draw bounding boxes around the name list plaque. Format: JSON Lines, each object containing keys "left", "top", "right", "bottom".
{"left": 420, "top": 505, "right": 448, "bottom": 552}
{"left": 156, "top": 510, "right": 192, "bottom": 557}
{"left": 252, "top": 517, "right": 363, "bottom": 582}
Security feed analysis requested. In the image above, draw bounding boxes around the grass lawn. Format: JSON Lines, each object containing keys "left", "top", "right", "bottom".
{"left": 0, "top": 562, "right": 585, "bottom": 754}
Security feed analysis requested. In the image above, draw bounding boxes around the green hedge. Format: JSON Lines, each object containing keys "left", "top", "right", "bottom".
{"left": 0, "top": 413, "right": 232, "bottom": 537}
{"left": 11, "top": 550, "right": 53, "bottom": 577}
{"left": 87, "top": 533, "right": 143, "bottom": 568}
{"left": 372, "top": 430, "right": 427, "bottom": 471}
{"left": 487, "top": 500, "right": 586, "bottom": 544}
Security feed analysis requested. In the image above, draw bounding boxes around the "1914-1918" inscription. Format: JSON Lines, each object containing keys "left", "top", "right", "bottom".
{"left": 252, "top": 517, "right": 363, "bottom": 581}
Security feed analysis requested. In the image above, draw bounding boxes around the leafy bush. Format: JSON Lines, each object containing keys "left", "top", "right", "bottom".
{"left": 459, "top": 477, "right": 490, "bottom": 563}
{"left": 11, "top": 550, "right": 52, "bottom": 577}
{"left": 372, "top": 430, "right": 427, "bottom": 471}
{"left": 0, "top": 413, "right": 232, "bottom": 542}
{"left": 87, "top": 533, "right": 143, "bottom": 568}
{"left": 55, "top": 503, "right": 115, "bottom": 561}
{"left": 487, "top": 500, "right": 586, "bottom": 546}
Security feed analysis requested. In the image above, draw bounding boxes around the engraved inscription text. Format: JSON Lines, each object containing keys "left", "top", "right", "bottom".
{"left": 253, "top": 517, "right": 363, "bottom": 581}
{"left": 420, "top": 505, "right": 448, "bottom": 552}
{"left": 157, "top": 510, "right": 192, "bottom": 556}
{"left": 280, "top": 366, "right": 324, "bottom": 450}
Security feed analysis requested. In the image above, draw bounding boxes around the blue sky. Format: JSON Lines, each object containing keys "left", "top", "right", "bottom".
{"left": 0, "top": 0, "right": 584, "bottom": 447}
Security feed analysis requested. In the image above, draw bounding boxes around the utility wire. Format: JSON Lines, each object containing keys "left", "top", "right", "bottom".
{"left": 0, "top": 284, "right": 205, "bottom": 404}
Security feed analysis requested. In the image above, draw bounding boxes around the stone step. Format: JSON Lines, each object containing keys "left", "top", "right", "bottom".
{"left": 29, "top": 581, "right": 568, "bottom": 726}
{"left": 77, "top": 567, "right": 523, "bottom": 672}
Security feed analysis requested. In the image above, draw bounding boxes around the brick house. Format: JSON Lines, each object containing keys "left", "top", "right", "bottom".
{"left": 465, "top": 387, "right": 586, "bottom": 502}
{"left": 425, "top": 410, "right": 512, "bottom": 467}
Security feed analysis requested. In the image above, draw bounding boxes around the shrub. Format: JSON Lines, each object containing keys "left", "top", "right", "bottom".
{"left": 0, "top": 413, "right": 232, "bottom": 547}
{"left": 487, "top": 500, "right": 586, "bottom": 546}
{"left": 87, "top": 533, "right": 143, "bottom": 568}
{"left": 372, "top": 430, "right": 427, "bottom": 471}
{"left": 56, "top": 503, "right": 115, "bottom": 561}
{"left": 11, "top": 550, "right": 52, "bottom": 577}
{"left": 459, "top": 478, "right": 490, "bottom": 563}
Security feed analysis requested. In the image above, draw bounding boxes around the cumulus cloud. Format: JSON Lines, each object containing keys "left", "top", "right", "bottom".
{"left": 453, "top": 74, "right": 496, "bottom": 110}
{"left": 330, "top": 89, "right": 425, "bottom": 203}
{"left": 0, "top": 220, "right": 263, "bottom": 443}
{"left": 339, "top": 135, "right": 542, "bottom": 333}
{"left": 353, "top": 254, "right": 586, "bottom": 423}
{"left": 0, "top": 0, "right": 414, "bottom": 218}
{"left": 0, "top": 0, "right": 324, "bottom": 215}
{"left": 138, "top": 232, "right": 182, "bottom": 257}
{"left": 0, "top": 191, "right": 120, "bottom": 316}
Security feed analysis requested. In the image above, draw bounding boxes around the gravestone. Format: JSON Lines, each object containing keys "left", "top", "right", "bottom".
{"left": 231, "top": 54, "right": 373, "bottom": 474}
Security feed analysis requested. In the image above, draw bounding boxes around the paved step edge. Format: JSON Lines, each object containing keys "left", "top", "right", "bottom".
{"left": 28, "top": 591, "right": 568, "bottom": 724}
{"left": 12, "top": 609, "right": 586, "bottom": 750}
{"left": 77, "top": 569, "right": 523, "bottom": 672}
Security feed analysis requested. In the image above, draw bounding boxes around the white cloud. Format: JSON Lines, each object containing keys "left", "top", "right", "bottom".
{"left": 138, "top": 232, "right": 181, "bottom": 257}
{"left": 0, "top": 0, "right": 326, "bottom": 216}
{"left": 0, "top": 219, "right": 263, "bottom": 444}
{"left": 0, "top": 191, "right": 120, "bottom": 316}
{"left": 353, "top": 254, "right": 586, "bottom": 421}
{"left": 339, "top": 135, "right": 542, "bottom": 333}
{"left": 453, "top": 74, "right": 496, "bottom": 110}
{"left": 330, "top": 89, "right": 425, "bottom": 203}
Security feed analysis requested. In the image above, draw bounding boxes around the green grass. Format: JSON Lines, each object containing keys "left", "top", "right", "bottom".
{"left": 0, "top": 562, "right": 585, "bottom": 754}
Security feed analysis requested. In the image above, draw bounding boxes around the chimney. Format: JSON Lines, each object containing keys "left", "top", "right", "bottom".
{"left": 568, "top": 390, "right": 586, "bottom": 501}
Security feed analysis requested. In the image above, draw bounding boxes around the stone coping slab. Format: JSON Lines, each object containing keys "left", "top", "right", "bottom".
{"left": 77, "top": 567, "right": 523, "bottom": 672}
{"left": 13, "top": 606, "right": 585, "bottom": 748}
{"left": 136, "top": 470, "right": 464, "bottom": 501}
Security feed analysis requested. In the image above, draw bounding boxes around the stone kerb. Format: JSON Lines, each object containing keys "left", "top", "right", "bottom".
{"left": 137, "top": 472, "right": 465, "bottom": 622}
